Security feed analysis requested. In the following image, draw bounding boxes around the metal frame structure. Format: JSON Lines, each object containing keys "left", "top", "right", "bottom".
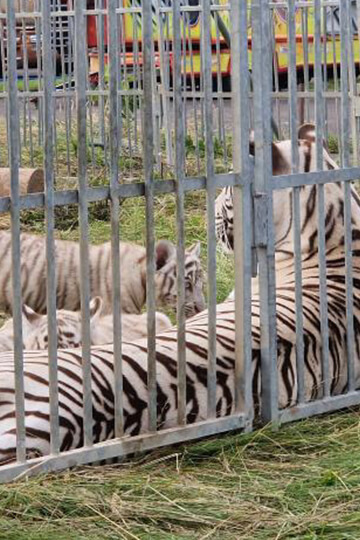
{"left": 0, "top": 0, "right": 359, "bottom": 482}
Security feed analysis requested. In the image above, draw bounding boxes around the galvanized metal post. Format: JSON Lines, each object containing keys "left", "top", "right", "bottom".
{"left": 251, "top": 0, "right": 278, "bottom": 424}
{"left": 108, "top": 0, "right": 124, "bottom": 437}
{"left": 173, "top": 1, "right": 187, "bottom": 426}
{"left": 340, "top": 0, "right": 355, "bottom": 392}
{"left": 230, "top": 0, "right": 253, "bottom": 421}
{"left": 314, "top": 0, "right": 330, "bottom": 399}
{"left": 43, "top": 0, "right": 60, "bottom": 456}
{"left": 75, "top": 0, "right": 93, "bottom": 447}
{"left": 7, "top": 0, "right": 26, "bottom": 464}
{"left": 288, "top": 0, "right": 305, "bottom": 404}
{"left": 202, "top": 0, "right": 217, "bottom": 420}
{"left": 142, "top": 0, "right": 157, "bottom": 433}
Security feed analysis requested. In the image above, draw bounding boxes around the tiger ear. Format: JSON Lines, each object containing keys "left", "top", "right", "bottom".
{"left": 271, "top": 142, "right": 290, "bottom": 175}
{"left": 249, "top": 137, "right": 289, "bottom": 176}
{"left": 22, "top": 305, "right": 41, "bottom": 325}
{"left": 21, "top": 305, "right": 41, "bottom": 337}
{"left": 155, "top": 240, "right": 176, "bottom": 270}
{"left": 187, "top": 242, "right": 201, "bottom": 258}
{"left": 298, "top": 123, "right": 316, "bottom": 143}
{"left": 298, "top": 122, "right": 329, "bottom": 152}
{"left": 89, "top": 297, "right": 103, "bottom": 320}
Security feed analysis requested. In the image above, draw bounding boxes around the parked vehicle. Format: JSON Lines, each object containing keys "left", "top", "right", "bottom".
{"left": 86, "top": 0, "right": 360, "bottom": 87}
{"left": 0, "top": 0, "right": 71, "bottom": 78}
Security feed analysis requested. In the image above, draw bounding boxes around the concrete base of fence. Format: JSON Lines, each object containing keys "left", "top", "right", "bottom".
{"left": 0, "top": 168, "right": 44, "bottom": 198}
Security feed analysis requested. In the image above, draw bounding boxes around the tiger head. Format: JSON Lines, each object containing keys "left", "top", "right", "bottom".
{"left": 0, "top": 298, "right": 175, "bottom": 351}
{"left": 0, "top": 298, "right": 103, "bottom": 351}
{"left": 215, "top": 123, "right": 351, "bottom": 257}
{"left": 154, "top": 240, "right": 205, "bottom": 318}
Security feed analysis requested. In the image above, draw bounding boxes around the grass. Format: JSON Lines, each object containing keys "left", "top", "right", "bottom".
{"left": 1, "top": 411, "right": 360, "bottom": 539}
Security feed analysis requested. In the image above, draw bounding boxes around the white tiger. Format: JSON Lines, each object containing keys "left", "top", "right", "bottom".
{"left": 0, "top": 125, "right": 359, "bottom": 466}
{"left": 0, "top": 297, "right": 172, "bottom": 351}
{"left": 0, "top": 236, "right": 204, "bottom": 317}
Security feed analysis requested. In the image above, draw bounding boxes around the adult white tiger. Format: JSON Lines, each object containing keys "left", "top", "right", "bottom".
{"left": 0, "top": 126, "right": 359, "bottom": 464}
{"left": 215, "top": 123, "right": 345, "bottom": 258}
{"left": 0, "top": 237, "right": 204, "bottom": 317}
{"left": 0, "top": 297, "right": 172, "bottom": 352}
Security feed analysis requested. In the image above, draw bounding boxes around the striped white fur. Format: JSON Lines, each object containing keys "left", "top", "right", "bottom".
{"left": 0, "top": 297, "right": 172, "bottom": 351}
{"left": 0, "top": 125, "right": 360, "bottom": 464}
{"left": 0, "top": 237, "right": 205, "bottom": 318}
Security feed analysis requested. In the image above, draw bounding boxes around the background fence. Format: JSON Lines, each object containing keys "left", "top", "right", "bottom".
{"left": 2, "top": 1, "right": 360, "bottom": 183}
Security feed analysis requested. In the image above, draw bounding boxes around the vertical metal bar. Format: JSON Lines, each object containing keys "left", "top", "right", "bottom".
{"left": 43, "top": 0, "right": 60, "bottom": 456}
{"left": 75, "top": 0, "right": 93, "bottom": 446}
{"left": 142, "top": 0, "right": 157, "bottom": 433}
{"left": 182, "top": 11, "right": 188, "bottom": 140}
{"left": 340, "top": 1, "right": 355, "bottom": 392}
{"left": 202, "top": 0, "right": 217, "bottom": 419}
{"left": 269, "top": 9, "right": 280, "bottom": 136}
{"left": 173, "top": 1, "right": 187, "bottom": 426}
{"left": 356, "top": 0, "right": 360, "bottom": 93}
{"left": 7, "top": 0, "right": 26, "bottom": 464}
{"left": 322, "top": 5, "right": 328, "bottom": 141}
{"left": 331, "top": 9, "right": 342, "bottom": 153}
{"left": 252, "top": 0, "right": 278, "bottom": 423}
{"left": 314, "top": 0, "right": 330, "bottom": 398}
{"left": 213, "top": 0, "right": 227, "bottom": 164}
{"left": 21, "top": 14, "right": 34, "bottom": 167}
{"left": 347, "top": 0, "right": 358, "bottom": 166}
{"left": 108, "top": 0, "right": 123, "bottom": 437}
{"left": 118, "top": 6, "right": 125, "bottom": 179}
{"left": 133, "top": 9, "right": 140, "bottom": 150}
{"left": 97, "top": 0, "right": 106, "bottom": 153}
{"left": 35, "top": 0, "right": 43, "bottom": 147}
{"left": 230, "top": 0, "right": 252, "bottom": 419}
{"left": 64, "top": 10, "right": 73, "bottom": 178}
{"left": 301, "top": 8, "right": 310, "bottom": 122}
{"left": 288, "top": 0, "right": 305, "bottom": 404}
{"left": 184, "top": 3, "right": 201, "bottom": 174}
{"left": 155, "top": 0, "right": 173, "bottom": 167}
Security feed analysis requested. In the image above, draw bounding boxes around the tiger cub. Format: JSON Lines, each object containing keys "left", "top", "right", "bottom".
{"left": 0, "top": 297, "right": 172, "bottom": 351}
{"left": 0, "top": 235, "right": 205, "bottom": 317}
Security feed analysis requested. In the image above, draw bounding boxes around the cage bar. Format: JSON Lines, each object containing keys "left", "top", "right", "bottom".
{"left": 142, "top": 0, "right": 157, "bottom": 433}
{"left": 7, "top": 0, "right": 26, "bottom": 464}
{"left": 75, "top": 0, "right": 93, "bottom": 447}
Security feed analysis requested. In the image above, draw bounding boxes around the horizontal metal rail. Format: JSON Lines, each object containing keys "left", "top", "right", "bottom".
{"left": 0, "top": 414, "right": 247, "bottom": 484}
{"left": 0, "top": 167, "right": 356, "bottom": 211}
{"left": 0, "top": 172, "right": 244, "bottom": 213}
{"left": 279, "top": 391, "right": 360, "bottom": 424}
{"left": 0, "top": 4, "right": 231, "bottom": 20}
{"left": 272, "top": 167, "right": 360, "bottom": 189}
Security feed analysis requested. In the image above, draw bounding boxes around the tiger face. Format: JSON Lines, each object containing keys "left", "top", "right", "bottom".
{"left": 0, "top": 298, "right": 103, "bottom": 351}
{"left": 0, "top": 298, "right": 174, "bottom": 351}
{"left": 154, "top": 241, "right": 205, "bottom": 318}
{"left": 215, "top": 124, "right": 344, "bottom": 257}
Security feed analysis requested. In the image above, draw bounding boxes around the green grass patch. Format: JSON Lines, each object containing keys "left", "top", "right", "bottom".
{"left": 327, "top": 134, "right": 339, "bottom": 154}
{"left": 1, "top": 411, "right": 360, "bottom": 539}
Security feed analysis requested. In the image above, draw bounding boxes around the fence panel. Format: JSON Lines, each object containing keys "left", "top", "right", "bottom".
{"left": 0, "top": 0, "right": 360, "bottom": 482}
{"left": 265, "top": 0, "right": 360, "bottom": 425}
{"left": 0, "top": 0, "right": 252, "bottom": 483}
